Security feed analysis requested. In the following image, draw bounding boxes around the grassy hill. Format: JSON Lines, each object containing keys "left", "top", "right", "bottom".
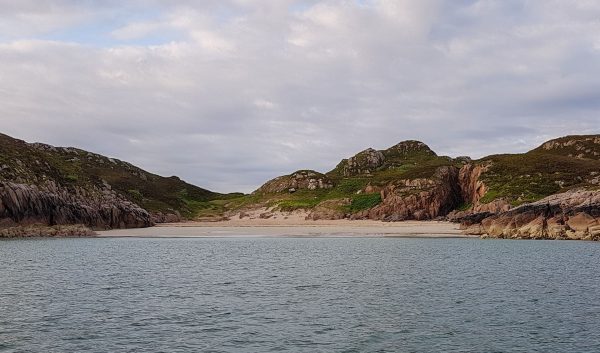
{"left": 209, "top": 141, "right": 462, "bottom": 217}
{"left": 210, "top": 135, "right": 600, "bottom": 219}
{"left": 0, "top": 133, "right": 225, "bottom": 219}
{"left": 477, "top": 135, "right": 600, "bottom": 206}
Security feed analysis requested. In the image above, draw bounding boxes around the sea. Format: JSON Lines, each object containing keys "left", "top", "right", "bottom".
{"left": 1, "top": 237, "right": 599, "bottom": 352}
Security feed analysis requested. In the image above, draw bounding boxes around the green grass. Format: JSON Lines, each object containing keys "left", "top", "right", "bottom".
{"left": 347, "top": 193, "right": 382, "bottom": 212}
{"left": 326, "top": 178, "right": 368, "bottom": 196}
{"left": 477, "top": 150, "right": 600, "bottom": 204}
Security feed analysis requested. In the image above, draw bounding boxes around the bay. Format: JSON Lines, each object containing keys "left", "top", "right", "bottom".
{"left": 1, "top": 237, "right": 599, "bottom": 352}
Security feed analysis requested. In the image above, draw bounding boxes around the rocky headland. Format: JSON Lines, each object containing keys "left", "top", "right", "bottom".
{"left": 0, "top": 132, "right": 225, "bottom": 236}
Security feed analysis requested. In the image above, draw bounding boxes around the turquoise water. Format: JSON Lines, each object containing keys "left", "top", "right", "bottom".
{"left": 1, "top": 237, "right": 599, "bottom": 352}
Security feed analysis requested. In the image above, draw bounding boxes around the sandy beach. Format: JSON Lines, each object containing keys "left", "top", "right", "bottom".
{"left": 97, "top": 218, "right": 466, "bottom": 238}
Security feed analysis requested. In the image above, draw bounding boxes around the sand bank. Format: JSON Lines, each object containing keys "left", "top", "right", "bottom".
{"left": 97, "top": 219, "right": 466, "bottom": 238}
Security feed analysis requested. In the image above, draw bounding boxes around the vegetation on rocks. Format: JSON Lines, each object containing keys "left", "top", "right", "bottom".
{"left": 0, "top": 133, "right": 227, "bottom": 230}
{"left": 2, "top": 130, "right": 600, "bottom": 240}
{"left": 224, "top": 135, "right": 600, "bottom": 231}
{"left": 477, "top": 137, "right": 600, "bottom": 206}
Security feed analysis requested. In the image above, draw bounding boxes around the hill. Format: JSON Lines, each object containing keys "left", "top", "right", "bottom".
{"left": 215, "top": 135, "right": 600, "bottom": 239}
{"left": 0, "top": 133, "right": 223, "bottom": 231}
{"left": 475, "top": 135, "right": 600, "bottom": 206}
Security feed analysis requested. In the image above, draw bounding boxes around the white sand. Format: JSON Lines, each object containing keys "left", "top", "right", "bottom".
{"left": 97, "top": 219, "right": 466, "bottom": 238}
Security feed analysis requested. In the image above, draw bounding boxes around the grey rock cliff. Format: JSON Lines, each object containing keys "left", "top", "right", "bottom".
{"left": 0, "top": 181, "right": 153, "bottom": 230}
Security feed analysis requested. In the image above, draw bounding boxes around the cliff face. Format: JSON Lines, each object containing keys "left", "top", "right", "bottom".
{"left": 364, "top": 166, "right": 462, "bottom": 221}
{"left": 0, "top": 182, "right": 152, "bottom": 229}
{"left": 0, "top": 132, "right": 219, "bottom": 231}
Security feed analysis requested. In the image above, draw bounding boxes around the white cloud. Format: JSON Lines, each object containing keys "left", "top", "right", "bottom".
{"left": 111, "top": 21, "right": 166, "bottom": 40}
{"left": 254, "top": 99, "right": 276, "bottom": 110}
{"left": 0, "top": 0, "right": 599, "bottom": 193}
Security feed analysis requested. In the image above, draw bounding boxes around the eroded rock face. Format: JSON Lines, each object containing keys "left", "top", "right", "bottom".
{"left": 458, "top": 164, "right": 488, "bottom": 204}
{"left": 460, "top": 189, "right": 600, "bottom": 240}
{"left": 363, "top": 166, "right": 462, "bottom": 221}
{"left": 447, "top": 164, "right": 511, "bottom": 222}
{"left": 255, "top": 170, "right": 334, "bottom": 193}
{"left": 0, "top": 182, "right": 153, "bottom": 230}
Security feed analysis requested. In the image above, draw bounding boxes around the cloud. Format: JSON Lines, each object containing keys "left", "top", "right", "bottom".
{"left": 0, "top": 0, "right": 599, "bottom": 192}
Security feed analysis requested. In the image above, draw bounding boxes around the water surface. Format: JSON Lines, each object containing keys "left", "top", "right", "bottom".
{"left": 1, "top": 237, "right": 599, "bottom": 352}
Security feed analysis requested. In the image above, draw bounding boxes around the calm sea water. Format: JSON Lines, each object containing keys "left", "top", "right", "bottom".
{"left": 1, "top": 237, "right": 600, "bottom": 353}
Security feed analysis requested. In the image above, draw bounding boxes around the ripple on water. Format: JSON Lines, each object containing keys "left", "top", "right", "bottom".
{"left": 0, "top": 237, "right": 599, "bottom": 353}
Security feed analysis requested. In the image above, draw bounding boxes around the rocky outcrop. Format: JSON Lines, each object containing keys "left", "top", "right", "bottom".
{"left": 383, "top": 140, "right": 437, "bottom": 159}
{"left": 362, "top": 166, "right": 462, "bottom": 221}
{"left": 308, "top": 163, "right": 505, "bottom": 222}
{"left": 255, "top": 170, "right": 333, "bottom": 193}
{"left": 460, "top": 189, "right": 600, "bottom": 240}
{"left": 540, "top": 135, "right": 600, "bottom": 159}
{"left": 0, "top": 181, "right": 153, "bottom": 230}
{"left": 331, "top": 141, "right": 437, "bottom": 178}
{"left": 338, "top": 148, "right": 385, "bottom": 177}
{"left": 0, "top": 132, "right": 219, "bottom": 233}
{"left": 150, "top": 211, "right": 181, "bottom": 224}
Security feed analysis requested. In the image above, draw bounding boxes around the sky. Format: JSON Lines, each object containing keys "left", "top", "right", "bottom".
{"left": 1, "top": 0, "right": 599, "bottom": 193}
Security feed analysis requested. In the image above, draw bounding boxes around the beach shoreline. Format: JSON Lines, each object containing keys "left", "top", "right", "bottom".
{"left": 97, "top": 219, "right": 468, "bottom": 238}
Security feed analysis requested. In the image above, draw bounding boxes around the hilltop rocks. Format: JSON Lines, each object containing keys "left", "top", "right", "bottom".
{"left": 540, "top": 135, "right": 600, "bottom": 159}
{"left": 332, "top": 141, "right": 437, "bottom": 177}
{"left": 256, "top": 170, "right": 333, "bottom": 193}
{"left": 339, "top": 148, "right": 385, "bottom": 177}
{"left": 0, "top": 181, "right": 153, "bottom": 230}
{"left": 383, "top": 140, "right": 436, "bottom": 158}
{"left": 460, "top": 189, "right": 600, "bottom": 240}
